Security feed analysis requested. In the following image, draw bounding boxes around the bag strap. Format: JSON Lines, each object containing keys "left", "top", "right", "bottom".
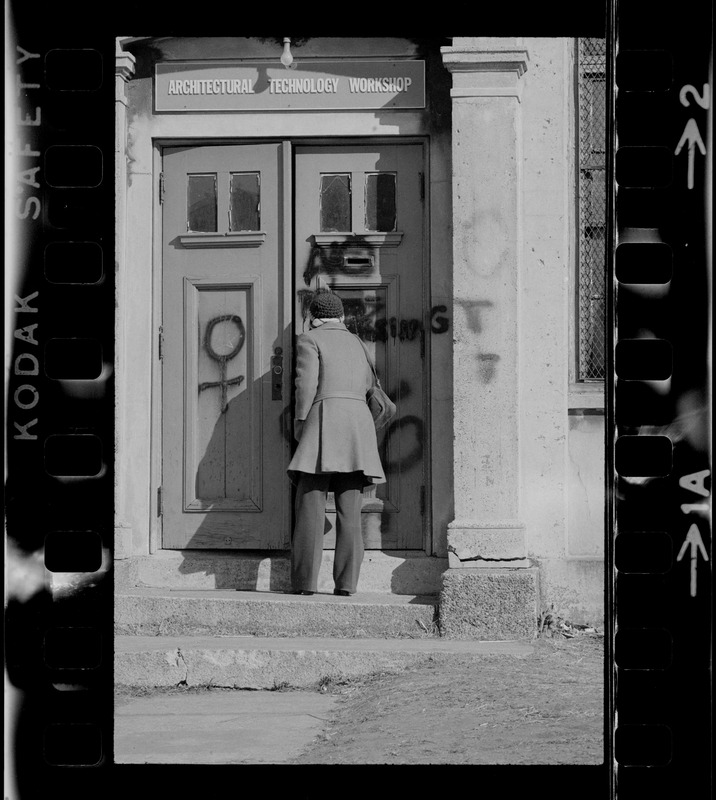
{"left": 353, "top": 334, "right": 381, "bottom": 386}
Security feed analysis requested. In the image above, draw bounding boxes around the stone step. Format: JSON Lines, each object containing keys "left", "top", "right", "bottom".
{"left": 114, "top": 550, "right": 448, "bottom": 596}
{"left": 114, "top": 634, "right": 534, "bottom": 690}
{"left": 116, "top": 588, "right": 439, "bottom": 639}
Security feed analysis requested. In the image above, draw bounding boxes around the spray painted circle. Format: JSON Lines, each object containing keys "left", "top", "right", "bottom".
{"left": 204, "top": 314, "right": 245, "bottom": 362}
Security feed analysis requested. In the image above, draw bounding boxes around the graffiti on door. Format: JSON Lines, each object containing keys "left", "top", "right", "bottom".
{"left": 302, "top": 238, "right": 376, "bottom": 285}
{"left": 298, "top": 236, "right": 450, "bottom": 340}
{"left": 382, "top": 414, "right": 424, "bottom": 474}
{"left": 295, "top": 232, "right": 448, "bottom": 485}
{"left": 297, "top": 288, "right": 449, "bottom": 343}
{"left": 198, "top": 313, "right": 246, "bottom": 413}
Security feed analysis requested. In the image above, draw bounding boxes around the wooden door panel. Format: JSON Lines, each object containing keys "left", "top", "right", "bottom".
{"left": 162, "top": 143, "right": 290, "bottom": 550}
{"left": 294, "top": 144, "right": 426, "bottom": 550}
{"left": 185, "top": 277, "right": 260, "bottom": 512}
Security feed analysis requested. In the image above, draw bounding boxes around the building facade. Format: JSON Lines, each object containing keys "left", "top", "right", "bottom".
{"left": 114, "top": 36, "right": 605, "bottom": 635}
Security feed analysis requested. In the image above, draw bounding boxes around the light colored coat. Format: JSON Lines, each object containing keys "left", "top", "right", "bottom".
{"left": 287, "top": 320, "right": 386, "bottom": 484}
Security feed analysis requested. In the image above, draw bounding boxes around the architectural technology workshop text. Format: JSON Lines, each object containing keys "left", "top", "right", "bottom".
{"left": 166, "top": 76, "right": 416, "bottom": 95}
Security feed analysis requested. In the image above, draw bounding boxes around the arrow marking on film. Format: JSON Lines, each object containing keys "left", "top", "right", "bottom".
{"left": 676, "top": 523, "right": 709, "bottom": 597}
{"left": 674, "top": 118, "right": 706, "bottom": 190}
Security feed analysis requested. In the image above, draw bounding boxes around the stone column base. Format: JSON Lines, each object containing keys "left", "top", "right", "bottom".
{"left": 439, "top": 567, "right": 539, "bottom": 640}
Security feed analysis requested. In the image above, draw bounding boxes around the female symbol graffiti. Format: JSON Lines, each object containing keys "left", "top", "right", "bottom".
{"left": 198, "top": 313, "right": 246, "bottom": 413}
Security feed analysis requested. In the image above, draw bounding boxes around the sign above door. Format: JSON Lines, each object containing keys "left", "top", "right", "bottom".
{"left": 155, "top": 59, "right": 425, "bottom": 112}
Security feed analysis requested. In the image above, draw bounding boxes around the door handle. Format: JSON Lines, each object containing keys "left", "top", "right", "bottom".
{"left": 271, "top": 347, "right": 283, "bottom": 400}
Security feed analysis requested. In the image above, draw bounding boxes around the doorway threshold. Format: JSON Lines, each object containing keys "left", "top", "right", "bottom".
{"left": 116, "top": 549, "right": 447, "bottom": 596}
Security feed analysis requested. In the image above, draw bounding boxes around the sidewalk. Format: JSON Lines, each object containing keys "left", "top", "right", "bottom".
{"left": 114, "top": 688, "right": 340, "bottom": 764}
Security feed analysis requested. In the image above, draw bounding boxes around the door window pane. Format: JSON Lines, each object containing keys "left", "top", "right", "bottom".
{"left": 230, "top": 172, "right": 260, "bottom": 232}
{"left": 320, "top": 174, "right": 351, "bottom": 232}
{"left": 365, "top": 172, "right": 396, "bottom": 232}
{"left": 187, "top": 174, "right": 217, "bottom": 232}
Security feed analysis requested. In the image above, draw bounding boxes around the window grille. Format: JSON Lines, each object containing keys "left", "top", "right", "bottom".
{"left": 576, "top": 38, "right": 607, "bottom": 381}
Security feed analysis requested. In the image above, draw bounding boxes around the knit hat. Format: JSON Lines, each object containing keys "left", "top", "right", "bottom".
{"left": 309, "top": 290, "right": 344, "bottom": 319}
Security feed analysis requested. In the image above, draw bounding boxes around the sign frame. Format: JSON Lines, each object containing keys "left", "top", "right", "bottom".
{"left": 154, "top": 58, "right": 426, "bottom": 113}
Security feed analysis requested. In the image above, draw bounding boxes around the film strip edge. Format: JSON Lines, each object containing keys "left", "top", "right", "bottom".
{"left": 613, "top": 0, "right": 712, "bottom": 796}
{"left": 5, "top": 13, "right": 116, "bottom": 797}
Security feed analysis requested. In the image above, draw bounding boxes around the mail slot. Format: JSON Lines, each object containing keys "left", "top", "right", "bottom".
{"left": 343, "top": 255, "right": 373, "bottom": 271}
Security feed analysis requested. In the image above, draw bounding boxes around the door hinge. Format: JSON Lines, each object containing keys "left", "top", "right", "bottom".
{"left": 157, "top": 486, "right": 163, "bottom": 517}
{"left": 158, "top": 326, "right": 164, "bottom": 360}
{"left": 419, "top": 172, "right": 425, "bottom": 202}
{"left": 419, "top": 485, "right": 426, "bottom": 515}
{"left": 159, "top": 172, "right": 166, "bottom": 204}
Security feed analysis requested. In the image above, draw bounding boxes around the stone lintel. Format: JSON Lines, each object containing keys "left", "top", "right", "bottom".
{"left": 447, "top": 520, "right": 526, "bottom": 565}
{"left": 441, "top": 46, "right": 529, "bottom": 101}
{"left": 440, "top": 48, "right": 529, "bottom": 76}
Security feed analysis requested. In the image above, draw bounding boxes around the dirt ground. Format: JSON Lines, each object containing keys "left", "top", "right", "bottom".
{"left": 289, "top": 633, "right": 605, "bottom": 765}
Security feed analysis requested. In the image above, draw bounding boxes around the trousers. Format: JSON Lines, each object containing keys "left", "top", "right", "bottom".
{"left": 291, "top": 471, "right": 365, "bottom": 593}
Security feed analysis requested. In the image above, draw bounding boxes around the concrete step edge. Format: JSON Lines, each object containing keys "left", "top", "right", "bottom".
{"left": 115, "top": 588, "right": 439, "bottom": 605}
{"left": 115, "top": 591, "right": 440, "bottom": 638}
{"left": 115, "top": 634, "right": 533, "bottom": 655}
{"left": 115, "top": 635, "right": 534, "bottom": 689}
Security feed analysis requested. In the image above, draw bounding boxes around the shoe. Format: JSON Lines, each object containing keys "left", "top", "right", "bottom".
{"left": 333, "top": 589, "right": 351, "bottom": 596}
{"left": 294, "top": 590, "right": 314, "bottom": 595}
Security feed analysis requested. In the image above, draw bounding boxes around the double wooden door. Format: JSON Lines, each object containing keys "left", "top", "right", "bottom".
{"left": 161, "top": 141, "right": 426, "bottom": 550}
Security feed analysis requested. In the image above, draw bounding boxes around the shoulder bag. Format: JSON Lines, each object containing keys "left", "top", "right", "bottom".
{"left": 354, "top": 336, "right": 397, "bottom": 430}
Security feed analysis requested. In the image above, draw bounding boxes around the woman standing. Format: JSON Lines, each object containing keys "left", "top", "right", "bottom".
{"left": 288, "top": 290, "right": 386, "bottom": 596}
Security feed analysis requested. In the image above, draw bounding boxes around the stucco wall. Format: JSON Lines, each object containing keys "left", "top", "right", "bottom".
{"left": 520, "top": 38, "right": 604, "bottom": 623}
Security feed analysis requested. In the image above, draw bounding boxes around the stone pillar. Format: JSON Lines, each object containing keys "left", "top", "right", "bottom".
{"left": 114, "top": 41, "right": 136, "bottom": 560}
{"left": 439, "top": 39, "right": 538, "bottom": 639}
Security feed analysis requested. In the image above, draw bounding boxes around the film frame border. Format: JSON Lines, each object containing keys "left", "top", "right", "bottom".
{"left": 2, "top": 0, "right": 712, "bottom": 796}
{"left": 612, "top": 0, "right": 712, "bottom": 797}
{"left": 5, "top": 19, "right": 116, "bottom": 795}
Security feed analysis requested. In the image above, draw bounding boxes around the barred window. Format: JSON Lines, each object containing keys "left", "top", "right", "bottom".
{"left": 576, "top": 38, "right": 607, "bottom": 381}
